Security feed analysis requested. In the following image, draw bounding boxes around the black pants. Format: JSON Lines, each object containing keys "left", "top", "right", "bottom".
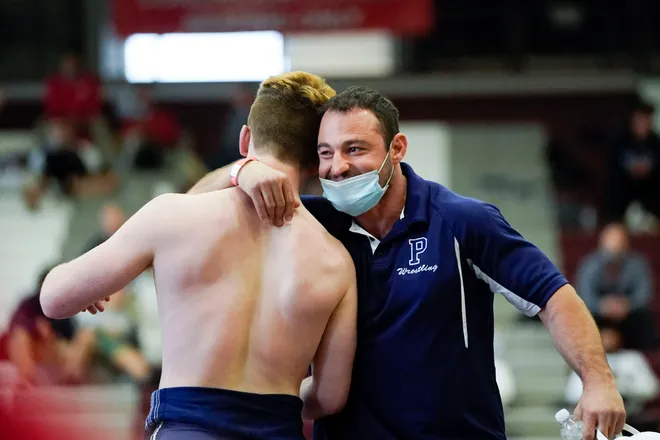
{"left": 604, "top": 172, "right": 660, "bottom": 224}
{"left": 594, "top": 308, "right": 656, "bottom": 350}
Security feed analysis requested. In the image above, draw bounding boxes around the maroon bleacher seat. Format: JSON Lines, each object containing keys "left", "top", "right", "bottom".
{"left": 0, "top": 333, "right": 7, "bottom": 361}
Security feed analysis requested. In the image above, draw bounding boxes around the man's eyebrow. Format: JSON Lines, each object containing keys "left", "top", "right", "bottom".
{"left": 317, "top": 139, "right": 369, "bottom": 150}
{"left": 343, "top": 139, "right": 369, "bottom": 146}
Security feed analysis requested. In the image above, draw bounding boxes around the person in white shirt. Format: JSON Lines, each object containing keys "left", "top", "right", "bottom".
{"left": 494, "top": 330, "right": 517, "bottom": 407}
{"left": 565, "top": 327, "right": 659, "bottom": 423}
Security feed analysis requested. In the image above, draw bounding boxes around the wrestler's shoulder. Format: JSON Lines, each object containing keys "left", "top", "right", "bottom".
{"left": 134, "top": 192, "right": 235, "bottom": 230}
{"left": 149, "top": 190, "right": 236, "bottom": 210}
{"left": 294, "top": 212, "right": 352, "bottom": 268}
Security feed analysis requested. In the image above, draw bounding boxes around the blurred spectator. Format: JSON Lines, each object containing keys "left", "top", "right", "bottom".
{"left": 23, "top": 120, "right": 117, "bottom": 210}
{"left": 3, "top": 267, "right": 95, "bottom": 386}
{"left": 44, "top": 53, "right": 102, "bottom": 137}
{"left": 605, "top": 101, "right": 660, "bottom": 226}
{"left": 546, "top": 136, "right": 591, "bottom": 191}
{"left": 131, "top": 269, "right": 161, "bottom": 369}
{"left": 494, "top": 330, "right": 517, "bottom": 407}
{"left": 71, "top": 203, "right": 151, "bottom": 384}
{"left": 118, "top": 85, "right": 182, "bottom": 171}
{"left": 576, "top": 223, "right": 655, "bottom": 349}
{"left": 202, "top": 84, "right": 253, "bottom": 171}
{"left": 565, "top": 326, "right": 659, "bottom": 430}
{"left": 130, "top": 269, "right": 163, "bottom": 438}
{"left": 84, "top": 203, "right": 125, "bottom": 251}
{"left": 75, "top": 289, "right": 151, "bottom": 384}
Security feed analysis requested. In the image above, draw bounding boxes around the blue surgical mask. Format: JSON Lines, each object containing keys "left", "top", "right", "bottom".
{"left": 319, "top": 150, "right": 394, "bottom": 217}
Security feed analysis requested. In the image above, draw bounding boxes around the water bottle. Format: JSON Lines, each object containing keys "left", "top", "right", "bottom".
{"left": 556, "top": 408, "right": 583, "bottom": 440}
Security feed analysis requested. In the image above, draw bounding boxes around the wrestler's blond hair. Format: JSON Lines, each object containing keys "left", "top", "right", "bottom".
{"left": 247, "top": 71, "right": 336, "bottom": 168}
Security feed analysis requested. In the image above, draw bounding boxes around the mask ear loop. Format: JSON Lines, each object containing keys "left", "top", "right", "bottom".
{"left": 379, "top": 142, "right": 395, "bottom": 187}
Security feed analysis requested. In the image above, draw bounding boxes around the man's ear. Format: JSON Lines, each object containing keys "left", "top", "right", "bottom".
{"left": 239, "top": 125, "right": 250, "bottom": 157}
{"left": 389, "top": 133, "right": 407, "bottom": 165}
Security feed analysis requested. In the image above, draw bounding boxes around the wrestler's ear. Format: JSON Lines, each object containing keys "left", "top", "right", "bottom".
{"left": 239, "top": 125, "right": 250, "bottom": 158}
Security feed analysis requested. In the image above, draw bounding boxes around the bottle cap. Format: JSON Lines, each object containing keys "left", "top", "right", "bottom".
{"left": 555, "top": 408, "right": 571, "bottom": 424}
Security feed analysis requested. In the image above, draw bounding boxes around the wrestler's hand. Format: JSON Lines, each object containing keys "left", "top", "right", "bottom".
{"left": 238, "top": 160, "right": 300, "bottom": 226}
{"left": 81, "top": 297, "right": 110, "bottom": 314}
{"left": 574, "top": 379, "right": 626, "bottom": 440}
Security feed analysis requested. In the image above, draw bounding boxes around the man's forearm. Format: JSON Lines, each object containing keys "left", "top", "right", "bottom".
{"left": 539, "top": 284, "right": 614, "bottom": 388}
{"left": 187, "top": 163, "right": 235, "bottom": 194}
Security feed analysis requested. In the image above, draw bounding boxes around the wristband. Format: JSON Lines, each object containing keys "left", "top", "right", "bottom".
{"left": 230, "top": 157, "right": 256, "bottom": 187}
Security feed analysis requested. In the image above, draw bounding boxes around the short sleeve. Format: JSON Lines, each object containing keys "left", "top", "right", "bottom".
{"left": 454, "top": 201, "right": 568, "bottom": 315}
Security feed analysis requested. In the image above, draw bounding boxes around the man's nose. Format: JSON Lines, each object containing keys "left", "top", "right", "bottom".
{"left": 330, "top": 155, "right": 350, "bottom": 179}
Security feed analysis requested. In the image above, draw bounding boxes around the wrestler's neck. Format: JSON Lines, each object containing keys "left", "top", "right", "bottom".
{"left": 249, "top": 152, "right": 303, "bottom": 197}
{"left": 354, "top": 165, "right": 406, "bottom": 240}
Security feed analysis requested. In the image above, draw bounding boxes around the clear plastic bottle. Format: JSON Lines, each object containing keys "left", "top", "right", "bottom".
{"left": 556, "top": 408, "right": 584, "bottom": 440}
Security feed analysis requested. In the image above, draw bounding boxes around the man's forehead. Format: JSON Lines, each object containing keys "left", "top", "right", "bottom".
{"left": 320, "top": 109, "right": 381, "bottom": 136}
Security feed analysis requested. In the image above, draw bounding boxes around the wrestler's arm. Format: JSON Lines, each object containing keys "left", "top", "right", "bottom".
{"left": 187, "top": 160, "right": 298, "bottom": 225}
{"left": 40, "top": 195, "right": 167, "bottom": 319}
{"left": 301, "top": 263, "right": 357, "bottom": 420}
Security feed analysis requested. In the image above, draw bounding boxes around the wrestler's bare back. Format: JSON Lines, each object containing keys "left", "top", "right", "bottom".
{"left": 152, "top": 189, "right": 355, "bottom": 396}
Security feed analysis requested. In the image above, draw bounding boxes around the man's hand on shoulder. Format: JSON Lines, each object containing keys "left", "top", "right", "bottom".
{"left": 237, "top": 161, "right": 300, "bottom": 227}
{"left": 188, "top": 159, "right": 300, "bottom": 226}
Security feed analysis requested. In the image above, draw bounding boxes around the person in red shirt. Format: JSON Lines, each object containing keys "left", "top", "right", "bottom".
{"left": 44, "top": 53, "right": 102, "bottom": 136}
{"left": 118, "top": 85, "right": 182, "bottom": 170}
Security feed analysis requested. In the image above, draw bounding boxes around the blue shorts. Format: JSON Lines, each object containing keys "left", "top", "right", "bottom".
{"left": 145, "top": 387, "right": 305, "bottom": 440}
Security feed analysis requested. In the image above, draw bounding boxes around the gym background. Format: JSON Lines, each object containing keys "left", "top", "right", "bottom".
{"left": 1, "top": 1, "right": 660, "bottom": 439}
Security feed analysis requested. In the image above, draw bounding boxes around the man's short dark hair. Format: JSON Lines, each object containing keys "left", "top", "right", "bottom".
{"left": 324, "top": 86, "right": 400, "bottom": 146}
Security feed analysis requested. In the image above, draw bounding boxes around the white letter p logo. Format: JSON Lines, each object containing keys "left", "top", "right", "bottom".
{"left": 408, "top": 238, "right": 428, "bottom": 266}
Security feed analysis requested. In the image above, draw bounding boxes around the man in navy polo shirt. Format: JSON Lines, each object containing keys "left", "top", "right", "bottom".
{"left": 191, "top": 87, "right": 626, "bottom": 440}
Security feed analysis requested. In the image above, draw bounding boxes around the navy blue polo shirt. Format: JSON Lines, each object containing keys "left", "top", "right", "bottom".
{"left": 303, "top": 162, "right": 568, "bottom": 440}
